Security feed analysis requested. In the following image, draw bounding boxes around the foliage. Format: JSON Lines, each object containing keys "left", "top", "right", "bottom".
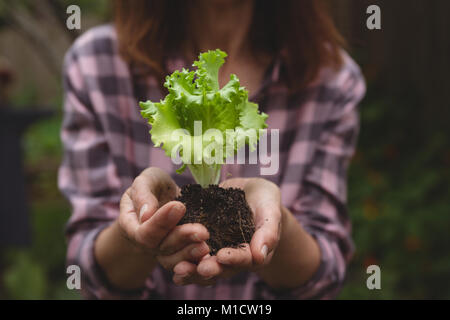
{"left": 5, "top": 77, "right": 446, "bottom": 300}
{"left": 0, "top": 116, "right": 79, "bottom": 300}
{"left": 0, "top": 0, "right": 107, "bottom": 301}
{"left": 1, "top": 1, "right": 449, "bottom": 300}
{"left": 339, "top": 84, "right": 450, "bottom": 299}
{"left": 2, "top": 65, "right": 449, "bottom": 301}
{"left": 140, "top": 49, "right": 267, "bottom": 187}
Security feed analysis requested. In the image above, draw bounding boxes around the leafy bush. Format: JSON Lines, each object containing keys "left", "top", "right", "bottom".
{"left": 339, "top": 85, "right": 450, "bottom": 299}
{"left": 1, "top": 116, "right": 79, "bottom": 300}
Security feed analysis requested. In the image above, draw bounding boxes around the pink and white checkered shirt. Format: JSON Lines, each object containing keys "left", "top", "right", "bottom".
{"left": 58, "top": 25, "right": 366, "bottom": 300}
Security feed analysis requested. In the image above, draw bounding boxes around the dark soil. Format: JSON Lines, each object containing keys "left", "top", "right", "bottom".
{"left": 176, "top": 184, "right": 255, "bottom": 255}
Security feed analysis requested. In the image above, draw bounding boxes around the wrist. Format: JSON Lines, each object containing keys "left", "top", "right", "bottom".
{"left": 112, "top": 220, "right": 157, "bottom": 261}
{"left": 95, "top": 220, "right": 157, "bottom": 290}
{"left": 254, "top": 206, "right": 321, "bottom": 289}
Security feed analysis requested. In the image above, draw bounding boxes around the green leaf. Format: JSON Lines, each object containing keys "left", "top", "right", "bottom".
{"left": 4, "top": 252, "right": 47, "bottom": 299}
{"left": 193, "top": 49, "right": 227, "bottom": 91}
{"left": 140, "top": 49, "right": 267, "bottom": 187}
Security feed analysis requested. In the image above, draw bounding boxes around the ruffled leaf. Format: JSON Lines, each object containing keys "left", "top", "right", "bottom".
{"left": 140, "top": 49, "right": 268, "bottom": 187}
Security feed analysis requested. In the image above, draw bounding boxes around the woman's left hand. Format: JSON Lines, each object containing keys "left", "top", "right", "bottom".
{"left": 171, "top": 177, "right": 283, "bottom": 286}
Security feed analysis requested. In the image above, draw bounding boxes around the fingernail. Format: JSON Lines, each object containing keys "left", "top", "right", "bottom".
{"left": 191, "top": 233, "right": 200, "bottom": 241}
{"left": 199, "top": 266, "right": 213, "bottom": 280}
{"left": 261, "top": 245, "right": 268, "bottom": 262}
{"left": 139, "top": 204, "right": 148, "bottom": 223}
{"left": 177, "top": 273, "right": 190, "bottom": 278}
{"left": 170, "top": 204, "right": 182, "bottom": 216}
{"left": 191, "top": 246, "right": 203, "bottom": 258}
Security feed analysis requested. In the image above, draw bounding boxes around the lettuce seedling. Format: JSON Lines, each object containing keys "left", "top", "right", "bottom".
{"left": 140, "top": 49, "right": 268, "bottom": 187}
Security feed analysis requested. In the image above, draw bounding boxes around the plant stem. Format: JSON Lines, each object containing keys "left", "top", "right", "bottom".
{"left": 187, "top": 164, "right": 222, "bottom": 187}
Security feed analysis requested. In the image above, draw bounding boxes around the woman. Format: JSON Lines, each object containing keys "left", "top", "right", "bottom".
{"left": 59, "top": 0, "right": 365, "bottom": 299}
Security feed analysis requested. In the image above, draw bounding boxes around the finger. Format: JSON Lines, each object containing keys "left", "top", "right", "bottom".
{"left": 173, "top": 262, "right": 218, "bottom": 287}
{"left": 243, "top": 179, "right": 281, "bottom": 266}
{"left": 157, "top": 242, "right": 209, "bottom": 271}
{"left": 197, "top": 255, "right": 241, "bottom": 280}
{"left": 140, "top": 167, "right": 181, "bottom": 203}
{"left": 216, "top": 244, "right": 253, "bottom": 267}
{"left": 135, "top": 201, "right": 186, "bottom": 249}
{"left": 219, "top": 178, "right": 248, "bottom": 190}
{"left": 159, "top": 223, "right": 210, "bottom": 255}
{"left": 118, "top": 190, "right": 140, "bottom": 242}
{"left": 129, "top": 176, "right": 160, "bottom": 223}
{"left": 201, "top": 253, "right": 212, "bottom": 261}
{"left": 173, "top": 260, "right": 197, "bottom": 276}
{"left": 173, "top": 261, "right": 206, "bottom": 286}
{"left": 250, "top": 205, "right": 281, "bottom": 266}
{"left": 197, "top": 255, "right": 225, "bottom": 279}
{"left": 131, "top": 168, "right": 180, "bottom": 223}
{"left": 173, "top": 272, "right": 217, "bottom": 287}
{"left": 244, "top": 179, "right": 280, "bottom": 222}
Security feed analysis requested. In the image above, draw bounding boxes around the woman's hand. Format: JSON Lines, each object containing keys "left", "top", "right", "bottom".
{"left": 172, "top": 177, "right": 321, "bottom": 290}
{"left": 96, "top": 167, "right": 210, "bottom": 289}
{"left": 171, "top": 177, "right": 283, "bottom": 285}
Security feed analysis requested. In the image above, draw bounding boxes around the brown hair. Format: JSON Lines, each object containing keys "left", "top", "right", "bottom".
{"left": 114, "top": 0, "right": 344, "bottom": 92}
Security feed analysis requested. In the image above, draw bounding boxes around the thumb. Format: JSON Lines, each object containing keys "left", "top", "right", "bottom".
{"left": 130, "top": 175, "right": 160, "bottom": 223}
{"left": 250, "top": 204, "right": 281, "bottom": 266}
{"left": 130, "top": 168, "right": 179, "bottom": 223}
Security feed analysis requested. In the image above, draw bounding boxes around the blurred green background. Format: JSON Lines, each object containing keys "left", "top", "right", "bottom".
{"left": 0, "top": 0, "right": 448, "bottom": 299}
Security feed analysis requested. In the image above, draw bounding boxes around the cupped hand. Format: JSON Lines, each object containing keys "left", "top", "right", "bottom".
{"left": 118, "top": 167, "right": 210, "bottom": 273}
{"left": 172, "top": 178, "right": 282, "bottom": 285}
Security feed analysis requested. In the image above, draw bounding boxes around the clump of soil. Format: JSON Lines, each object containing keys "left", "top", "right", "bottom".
{"left": 176, "top": 184, "right": 255, "bottom": 255}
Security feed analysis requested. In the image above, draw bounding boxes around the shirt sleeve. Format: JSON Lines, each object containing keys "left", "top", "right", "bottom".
{"left": 58, "top": 44, "right": 144, "bottom": 299}
{"left": 257, "top": 59, "right": 366, "bottom": 299}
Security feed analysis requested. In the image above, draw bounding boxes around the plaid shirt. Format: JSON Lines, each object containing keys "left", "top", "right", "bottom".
{"left": 59, "top": 25, "right": 366, "bottom": 300}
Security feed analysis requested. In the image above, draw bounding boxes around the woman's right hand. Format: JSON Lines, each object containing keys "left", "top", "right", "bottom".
{"left": 118, "top": 167, "right": 210, "bottom": 272}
